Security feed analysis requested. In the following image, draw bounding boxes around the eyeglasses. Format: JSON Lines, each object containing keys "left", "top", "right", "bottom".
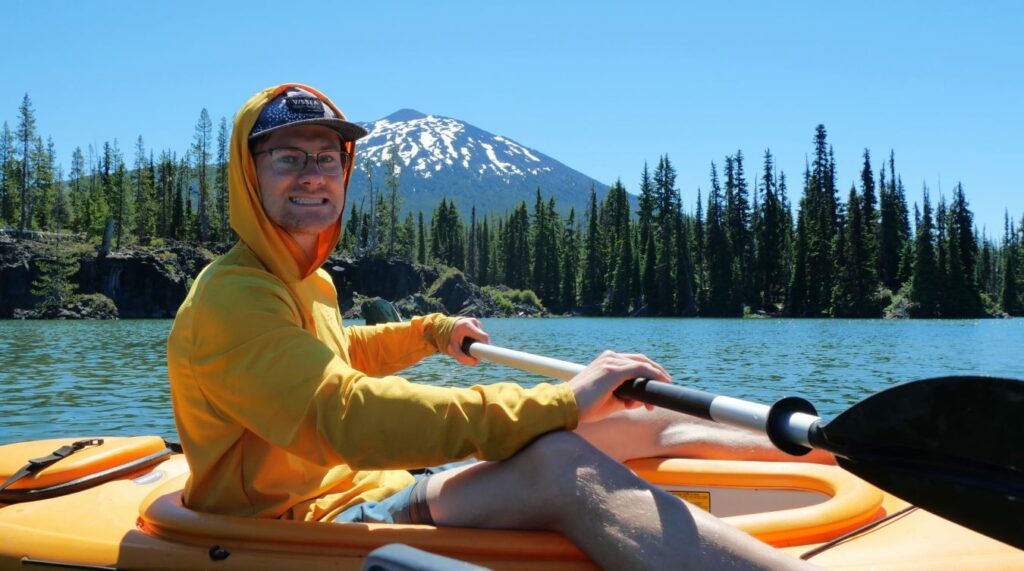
{"left": 253, "top": 147, "right": 350, "bottom": 176}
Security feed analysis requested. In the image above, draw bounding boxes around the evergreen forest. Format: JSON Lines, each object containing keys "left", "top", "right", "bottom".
{"left": 3, "top": 94, "right": 1023, "bottom": 318}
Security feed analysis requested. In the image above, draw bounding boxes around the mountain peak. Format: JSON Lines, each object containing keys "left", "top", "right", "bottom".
{"left": 382, "top": 108, "right": 428, "bottom": 122}
{"left": 348, "top": 109, "right": 611, "bottom": 219}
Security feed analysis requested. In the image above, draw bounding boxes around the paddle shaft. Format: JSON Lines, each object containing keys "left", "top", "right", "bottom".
{"left": 462, "top": 340, "right": 1024, "bottom": 549}
{"left": 462, "top": 340, "right": 823, "bottom": 453}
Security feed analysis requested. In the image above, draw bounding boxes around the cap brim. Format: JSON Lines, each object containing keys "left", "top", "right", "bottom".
{"left": 248, "top": 118, "right": 369, "bottom": 142}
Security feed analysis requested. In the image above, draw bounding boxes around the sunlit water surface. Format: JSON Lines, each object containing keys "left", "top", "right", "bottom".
{"left": 2, "top": 318, "right": 1021, "bottom": 444}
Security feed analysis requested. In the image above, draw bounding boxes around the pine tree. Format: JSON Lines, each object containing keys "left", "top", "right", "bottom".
{"left": 31, "top": 136, "right": 56, "bottom": 231}
{"left": 531, "top": 189, "right": 549, "bottom": 298}
{"left": 545, "top": 198, "right": 563, "bottom": 309}
{"left": 467, "top": 206, "right": 478, "bottom": 280}
{"left": 942, "top": 184, "right": 984, "bottom": 317}
{"left": 675, "top": 210, "right": 697, "bottom": 316}
{"left": 68, "top": 146, "right": 86, "bottom": 233}
{"left": 601, "top": 180, "right": 631, "bottom": 307}
{"left": 155, "top": 151, "right": 176, "bottom": 239}
{"left": 831, "top": 185, "right": 878, "bottom": 316}
{"left": 502, "top": 202, "right": 530, "bottom": 288}
{"left": 603, "top": 182, "right": 632, "bottom": 315}
{"left": 171, "top": 153, "right": 190, "bottom": 241}
{"left": 606, "top": 217, "right": 634, "bottom": 315}
{"left": 560, "top": 209, "right": 579, "bottom": 311}
{"left": 193, "top": 109, "right": 213, "bottom": 242}
{"left": 359, "top": 209, "right": 371, "bottom": 251}
{"left": 132, "top": 136, "right": 156, "bottom": 243}
{"left": 51, "top": 165, "right": 70, "bottom": 232}
{"left": 1000, "top": 212, "right": 1022, "bottom": 315}
{"left": 31, "top": 238, "right": 81, "bottom": 314}
{"left": 215, "top": 117, "right": 230, "bottom": 241}
{"left": 652, "top": 155, "right": 679, "bottom": 314}
{"left": 478, "top": 216, "right": 490, "bottom": 285}
{"left": 363, "top": 159, "right": 378, "bottom": 253}
{"left": 755, "top": 150, "right": 786, "bottom": 311}
{"left": 637, "top": 163, "right": 655, "bottom": 262}
{"left": 788, "top": 126, "right": 837, "bottom": 316}
{"left": 935, "top": 194, "right": 949, "bottom": 313}
{"left": 398, "top": 212, "right": 415, "bottom": 259}
{"left": 879, "top": 152, "right": 912, "bottom": 290}
{"left": 340, "top": 202, "right": 360, "bottom": 254}
{"left": 414, "top": 210, "right": 425, "bottom": 264}
{"left": 693, "top": 187, "right": 705, "bottom": 296}
{"left": 110, "top": 143, "right": 133, "bottom": 249}
{"left": 0, "top": 122, "right": 16, "bottom": 226}
{"left": 860, "top": 149, "right": 879, "bottom": 277}
{"left": 979, "top": 230, "right": 995, "bottom": 297}
{"left": 637, "top": 163, "right": 656, "bottom": 305}
{"left": 910, "top": 192, "right": 941, "bottom": 317}
{"left": 725, "top": 150, "right": 752, "bottom": 308}
{"left": 702, "top": 162, "right": 735, "bottom": 316}
{"left": 384, "top": 153, "right": 401, "bottom": 256}
{"left": 15, "top": 94, "right": 37, "bottom": 234}
{"left": 580, "top": 189, "right": 604, "bottom": 314}
{"left": 84, "top": 147, "right": 111, "bottom": 240}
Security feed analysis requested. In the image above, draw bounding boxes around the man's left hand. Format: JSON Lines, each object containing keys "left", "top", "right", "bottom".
{"left": 446, "top": 317, "right": 490, "bottom": 365}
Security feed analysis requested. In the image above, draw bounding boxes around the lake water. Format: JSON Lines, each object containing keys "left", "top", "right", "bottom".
{"left": 1, "top": 318, "right": 1022, "bottom": 445}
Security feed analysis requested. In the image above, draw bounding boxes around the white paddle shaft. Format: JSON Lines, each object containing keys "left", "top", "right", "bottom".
{"left": 465, "top": 342, "right": 820, "bottom": 448}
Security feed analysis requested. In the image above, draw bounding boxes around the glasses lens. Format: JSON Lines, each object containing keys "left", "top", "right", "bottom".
{"left": 269, "top": 148, "right": 307, "bottom": 174}
{"left": 316, "top": 151, "right": 346, "bottom": 175}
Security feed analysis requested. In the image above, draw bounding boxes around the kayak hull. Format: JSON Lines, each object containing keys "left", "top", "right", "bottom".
{"left": 1, "top": 439, "right": 1020, "bottom": 570}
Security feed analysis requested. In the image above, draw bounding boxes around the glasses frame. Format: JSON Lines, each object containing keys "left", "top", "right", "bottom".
{"left": 252, "top": 147, "right": 351, "bottom": 176}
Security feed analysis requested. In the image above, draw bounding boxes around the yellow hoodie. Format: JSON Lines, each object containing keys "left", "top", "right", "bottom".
{"left": 167, "top": 83, "right": 578, "bottom": 522}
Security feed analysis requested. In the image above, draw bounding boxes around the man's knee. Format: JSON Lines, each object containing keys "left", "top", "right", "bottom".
{"left": 517, "top": 431, "right": 601, "bottom": 473}
{"left": 514, "top": 431, "right": 642, "bottom": 498}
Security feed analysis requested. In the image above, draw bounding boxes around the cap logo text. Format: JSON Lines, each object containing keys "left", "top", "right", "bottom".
{"left": 287, "top": 97, "right": 325, "bottom": 115}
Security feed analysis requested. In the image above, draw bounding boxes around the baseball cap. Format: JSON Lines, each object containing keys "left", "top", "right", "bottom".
{"left": 249, "top": 87, "right": 368, "bottom": 142}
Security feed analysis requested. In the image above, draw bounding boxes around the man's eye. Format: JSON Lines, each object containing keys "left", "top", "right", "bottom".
{"left": 319, "top": 154, "right": 337, "bottom": 165}
{"left": 275, "top": 154, "right": 300, "bottom": 165}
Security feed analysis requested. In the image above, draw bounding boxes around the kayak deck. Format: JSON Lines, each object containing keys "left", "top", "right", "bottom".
{"left": 1, "top": 451, "right": 1020, "bottom": 570}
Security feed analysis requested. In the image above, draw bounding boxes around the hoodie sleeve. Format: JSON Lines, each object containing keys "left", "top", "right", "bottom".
{"left": 343, "top": 314, "right": 458, "bottom": 377}
{"left": 188, "top": 269, "right": 578, "bottom": 470}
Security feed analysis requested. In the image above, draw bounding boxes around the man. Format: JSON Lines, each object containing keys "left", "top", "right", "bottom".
{"left": 168, "top": 83, "right": 825, "bottom": 570}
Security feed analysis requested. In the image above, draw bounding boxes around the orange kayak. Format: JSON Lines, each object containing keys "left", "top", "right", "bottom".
{"left": 0, "top": 436, "right": 1020, "bottom": 570}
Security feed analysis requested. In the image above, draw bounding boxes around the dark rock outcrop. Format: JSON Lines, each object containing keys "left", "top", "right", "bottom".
{"left": 14, "top": 293, "right": 118, "bottom": 320}
{"left": 394, "top": 293, "right": 447, "bottom": 317}
{"left": 1, "top": 236, "right": 545, "bottom": 319}
{"left": 429, "top": 271, "right": 482, "bottom": 316}
{"left": 0, "top": 237, "right": 214, "bottom": 319}
{"left": 325, "top": 256, "right": 441, "bottom": 313}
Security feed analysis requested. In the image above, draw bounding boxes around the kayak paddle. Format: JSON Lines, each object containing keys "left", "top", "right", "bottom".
{"left": 460, "top": 339, "right": 1024, "bottom": 550}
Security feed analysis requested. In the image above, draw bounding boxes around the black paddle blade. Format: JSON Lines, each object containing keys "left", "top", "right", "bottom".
{"left": 820, "top": 376, "right": 1024, "bottom": 550}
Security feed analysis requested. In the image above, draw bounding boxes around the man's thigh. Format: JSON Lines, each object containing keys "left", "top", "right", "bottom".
{"left": 334, "top": 459, "right": 477, "bottom": 525}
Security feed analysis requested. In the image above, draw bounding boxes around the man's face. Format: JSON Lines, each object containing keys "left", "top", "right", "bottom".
{"left": 252, "top": 124, "right": 347, "bottom": 241}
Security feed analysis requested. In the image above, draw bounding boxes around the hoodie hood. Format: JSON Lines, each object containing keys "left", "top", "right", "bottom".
{"left": 229, "top": 83, "right": 356, "bottom": 282}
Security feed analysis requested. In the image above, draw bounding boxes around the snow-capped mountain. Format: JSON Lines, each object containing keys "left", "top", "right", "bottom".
{"left": 345, "top": 109, "right": 609, "bottom": 218}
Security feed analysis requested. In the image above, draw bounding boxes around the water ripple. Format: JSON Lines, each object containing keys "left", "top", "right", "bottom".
{"left": 2, "top": 318, "right": 1022, "bottom": 444}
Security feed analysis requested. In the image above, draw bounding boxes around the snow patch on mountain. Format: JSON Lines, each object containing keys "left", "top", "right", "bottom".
{"left": 355, "top": 111, "right": 555, "bottom": 181}
{"left": 345, "top": 109, "right": 610, "bottom": 218}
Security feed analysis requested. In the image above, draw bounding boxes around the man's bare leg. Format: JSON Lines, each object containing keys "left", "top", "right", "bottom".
{"left": 424, "top": 431, "right": 816, "bottom": 570}
{"left": 576, "top": 407, "right": 836, "bottom": 464}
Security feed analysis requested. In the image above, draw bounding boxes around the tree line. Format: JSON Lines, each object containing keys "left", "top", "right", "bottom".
{"left": 3, "top": 94, "right": 1022, "bottom": 317}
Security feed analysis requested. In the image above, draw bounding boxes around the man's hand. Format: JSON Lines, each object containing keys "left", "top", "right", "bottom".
{"left": 570, "top": 351, "right": 672, "bottom": 423}
{"left": 446, "top": 317, "right": 490, "bottom": 365}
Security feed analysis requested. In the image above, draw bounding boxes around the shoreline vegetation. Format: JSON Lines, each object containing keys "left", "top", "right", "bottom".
{"left": 1, "top": 95, "right": 1022, "bottom": 320}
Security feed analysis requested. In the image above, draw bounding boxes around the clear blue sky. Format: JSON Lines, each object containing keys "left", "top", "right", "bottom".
{"left": 3, "top": 1, "right": 1021, "bottom": 236}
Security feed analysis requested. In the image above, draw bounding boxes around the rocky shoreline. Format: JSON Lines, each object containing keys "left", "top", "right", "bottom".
{"left": 0, "top": 235, "right": 545, "bottom": 320}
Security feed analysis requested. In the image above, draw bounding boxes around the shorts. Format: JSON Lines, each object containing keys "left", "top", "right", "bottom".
{"left": 333, "top": 459, "right": 476, "bottom": 525}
